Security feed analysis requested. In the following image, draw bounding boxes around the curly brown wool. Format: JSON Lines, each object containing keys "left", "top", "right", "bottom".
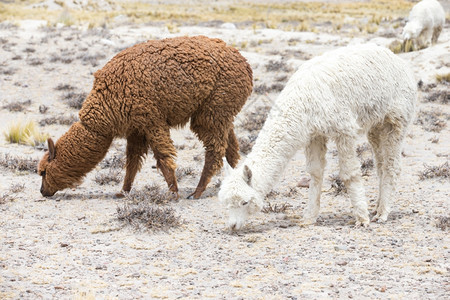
{"left": 38, "top": 35, "right": 253, "bottom": 198}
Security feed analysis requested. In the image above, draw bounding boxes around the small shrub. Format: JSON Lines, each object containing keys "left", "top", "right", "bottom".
{"left": 0, "top": 154, "right": 38, "bottom": 173}
{"left": 418, "top": 162, "right": 449, "bottom": 180}
{"left": 435, "top": 216, "right": 449, "bottom": 231}
{"left": 4, "top": 120, "right": 49, "bottom": 147}
{"left": 101, "top": 153, "right": 126, "bottom": 169}
{"left": 329, "top": 174, "right": 346, "bottom": 195}
{"left": 117, "top": 185, "right": 182, "bottom": 231}
{"left": 239, "top": 105, "right": 271, "bottom": 132}
{"left": 63, "top": 92, "right": 87, "bottom": 109}
{"left": 415, "top": 110, "right": 448, "bottom": 132}
{"left": 2, "top": 100, "right": 31, "bottom": 112}
{"left": 117, "top": 201, "right": 181, "bottom": 231}
{"left": 54, "top": 83, "right": 75, "bottom": 91}
{"left": 175, "top": 167, "right": 196, "bottom": 181}
{"left": 94, "top": 169, "right": 122, "bottom": 185}
{"left": 265, "top": 59, "right": 291, "bottom": 72}
{"left": 361, "top": 158, "right": 374, "bottom": 176}
{"left": 424, "top": 90, "right": 449, "bottom": 104}
{"left": 0, "top": 183, "right": 25, "bottom": 204}
{"left": 262, "top": 202, "right": 292, "bottom": 214}
{"left": 39, "top": 115, "right": 78, "bottom": 126}
{"left": 27, "top": 58, "right": 44, "bottom": 66}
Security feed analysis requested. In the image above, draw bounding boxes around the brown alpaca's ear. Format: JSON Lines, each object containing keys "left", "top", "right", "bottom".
{"left": 47, "top": 138, "right": 55, "bottom": 161}
{"left": 243, "top": 165, "right": 252, "bottom": 186}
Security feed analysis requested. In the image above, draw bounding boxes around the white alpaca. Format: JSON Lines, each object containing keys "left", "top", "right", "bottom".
{"left": 402, "top": 0, "right": 445, "bottom": 49}
{"left": 219, "top": 44, "right": 417, "bottom": 230}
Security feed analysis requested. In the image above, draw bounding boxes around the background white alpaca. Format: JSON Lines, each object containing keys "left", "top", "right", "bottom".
{"left": 402, "top": 0, "right": 445, "bottom": 49}
{"left": 219, "top": 44, "right": 417, "bottom": 231}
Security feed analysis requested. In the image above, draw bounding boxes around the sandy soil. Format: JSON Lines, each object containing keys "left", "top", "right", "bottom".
{"left": 0, "top": 1, "right": 449, "bottom": 299}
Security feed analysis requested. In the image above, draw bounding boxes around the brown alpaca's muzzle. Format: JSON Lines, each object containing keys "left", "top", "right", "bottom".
{"left": 40, "top": 177, "right": 57, "bottom": 197}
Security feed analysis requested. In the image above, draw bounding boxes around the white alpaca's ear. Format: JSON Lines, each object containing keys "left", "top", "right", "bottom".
{"left": 223, "top": 157, "right": 232, "bottom": 176}
{"left": 243, "top": 165, "right": 252, "bottom": 186}
{"left": 47, "top": 138, "right": 55, "bottom": 161}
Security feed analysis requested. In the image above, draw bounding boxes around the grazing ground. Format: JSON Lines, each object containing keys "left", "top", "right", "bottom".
{"left": 0, "top": 0, "right": 449, "bottom": 299}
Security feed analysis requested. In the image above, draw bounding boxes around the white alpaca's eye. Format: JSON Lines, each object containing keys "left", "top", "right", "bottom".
{"left": 241, "top": 200, "right": 248, "bottom": 206}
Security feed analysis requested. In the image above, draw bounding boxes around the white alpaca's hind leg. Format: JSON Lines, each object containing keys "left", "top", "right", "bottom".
{"left": 303, "top": 136, "right": 327, "bottom": 224}
{"left": 336, "top": 135, "right": 370, "bottom": 226}
{"left": 368, "top": 126, "right": 384, "bottom": 215}
{"left": 372, "top": 124, "right": 404, "bottom": 223}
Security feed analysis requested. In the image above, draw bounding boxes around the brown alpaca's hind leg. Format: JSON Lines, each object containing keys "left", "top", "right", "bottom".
{"left": 122, "top": 132, "right": 150, "bottom": 193}
{"left": 225, "top": 128, "right": 240, "bottom": 168}
{"left": 189, "top": 122, "right": 229, "bottom": 199}
{"left": 148, "top": 126, "right": 179, "bottom": 198}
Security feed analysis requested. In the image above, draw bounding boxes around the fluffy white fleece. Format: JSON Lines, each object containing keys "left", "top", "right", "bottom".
{"left": 402, "top": 0, "right": 445, "bottom": 48}
{"left": 219, "top": 44, "right": 417, "bottom": 230}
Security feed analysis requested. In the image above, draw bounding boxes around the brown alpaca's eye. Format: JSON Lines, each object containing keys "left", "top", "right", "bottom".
{"left": 40, "top": 171, "right": 46, "bottom": 177}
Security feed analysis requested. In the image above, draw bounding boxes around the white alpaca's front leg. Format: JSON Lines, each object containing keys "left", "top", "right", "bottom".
{"left": 303, "top": 136, "right": 327, "bottom": 225}
{"left": 336, "top": 135, "right": 370, "bottom": 226}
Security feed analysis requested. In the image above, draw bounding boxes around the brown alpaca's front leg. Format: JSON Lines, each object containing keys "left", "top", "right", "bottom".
{"left": 121, "top": 132, "right": 149, "bottom": 194}
{"left": 189, "top": 121, "right": 228, "bottom": 199}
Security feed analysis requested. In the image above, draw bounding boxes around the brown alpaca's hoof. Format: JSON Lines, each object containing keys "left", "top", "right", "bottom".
{"left": 114, "top": 192, "right": 126, "bottom": 199}
{"left": 187, "top": 191, "right": 201, "bottom": 200}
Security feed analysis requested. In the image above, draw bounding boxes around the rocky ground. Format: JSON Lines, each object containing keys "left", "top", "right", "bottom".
{"left": 0, "top": 0, "right": 449, "bottom": 299}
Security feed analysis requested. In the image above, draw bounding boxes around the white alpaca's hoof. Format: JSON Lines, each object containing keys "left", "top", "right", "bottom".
{"left": 301, "top": 215, "right": 317, "bottom": 226}
{"left": 371, "top": 213, "right": 388, "bottom": 223}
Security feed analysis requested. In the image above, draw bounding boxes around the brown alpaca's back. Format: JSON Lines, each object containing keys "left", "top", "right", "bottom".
{"left": 39, "top": 35, "right": 253, "bottom": 199}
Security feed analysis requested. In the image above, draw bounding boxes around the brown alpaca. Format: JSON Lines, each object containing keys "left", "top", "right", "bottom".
{"left": 38, "top": 35, "right": 253, "bottom": 198}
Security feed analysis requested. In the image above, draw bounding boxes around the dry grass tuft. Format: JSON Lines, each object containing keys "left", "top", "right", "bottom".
{"left": 424, "top": 90, "right": 449, "bottom": 104}
{"left": 117, "top": 185, "right": 181, "bottom": 231}
{"left": 418, "top": 162, "right": 449, "bottom": 180}
{"left": 0, "top": 154, "right": 38, "bottom": 173}
{"left": 238, "top": 134, "right": 257, "bottom": 155}
{"left": 262, "top": 202, "right": 292, "bottom": 214}
{"left": 4, "top": 120, "right": 49, "bottom": 147}
{"left": 436, "top": 73, "right": 450, "bottom": 84}
{"left": 54, "top": 83, "right": 75, "bottom": 91}
{"left": 389, "top": 39, "right": 415, "bottom": 54}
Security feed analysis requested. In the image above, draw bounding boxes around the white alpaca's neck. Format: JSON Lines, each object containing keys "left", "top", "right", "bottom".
{"left": 243, "top": 107, "right": 309, "bottom": 197}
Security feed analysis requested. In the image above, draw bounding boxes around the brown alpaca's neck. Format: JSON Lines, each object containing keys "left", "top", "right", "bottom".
{"left": 49, "top": 122, "right": 113, "bottom": 190}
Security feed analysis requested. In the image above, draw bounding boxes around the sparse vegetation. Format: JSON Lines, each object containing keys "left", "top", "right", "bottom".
{"left": 0, "top": 183, "right": 25, "bottom": 204}
{"left": 389, "top": 39, "right": 415, "bottom": 54}
{"left": 117, "top": 185, "right": 182, "bottom": 230}
{"left": 239, "top": 105, "right": 271, "bottom": 132}
{"left": 39, "top": 115, "right": 78, "bottom": 126}
{"left": 54, "top": 83, "right": 75, "bottom": 91}
{"left": 100, "top": 153, "right": 126, "bottom": 170}
{"left": 415, "top": 110, "right": 448, "bottom": 132}
{"left": 360, "top": 158, "right": 374, "bottom": 176}
{"left": 418, "top": 162, "right": 449, "bottom": 180}
{"left": 0, "top": 154, "right": 38, "bottom": 173}
{"left": 2, "top": 100, "right": 31, "bottom": 112}
{"left": 4, "top": 120, "right": 49, "bottom": 147}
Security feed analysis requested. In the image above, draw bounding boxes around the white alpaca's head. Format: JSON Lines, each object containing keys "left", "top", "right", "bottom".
{"left": 402, "top": 21, "right": 422, "bottom": 40}
{"left": 218, "top": 161, "right": 264, "bottom": 231}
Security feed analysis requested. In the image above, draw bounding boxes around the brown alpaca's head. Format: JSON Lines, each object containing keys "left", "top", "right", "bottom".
{"left": 38, "top": 138, "right": 59, "bottom": 197}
